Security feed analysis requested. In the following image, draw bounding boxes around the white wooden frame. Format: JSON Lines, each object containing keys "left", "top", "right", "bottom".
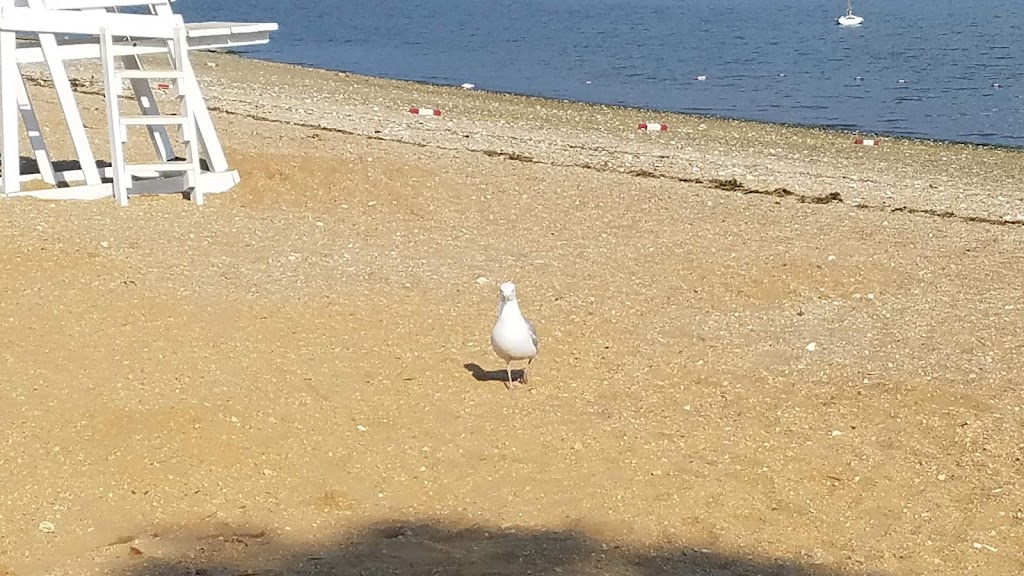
{"left": 0, "top": 0, "right": 277, "bottom": 202}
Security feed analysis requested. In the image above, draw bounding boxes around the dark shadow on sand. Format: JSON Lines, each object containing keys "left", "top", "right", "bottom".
{"left": 111, "top": 518, "right": 889, "bottom": 576}
{"left": 463, "top": 361, "right": 524, "bottom": 383}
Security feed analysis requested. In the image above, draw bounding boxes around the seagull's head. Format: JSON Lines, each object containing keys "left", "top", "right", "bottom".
{"left": 498, "top": 281, "right": 517, "bottom": 302}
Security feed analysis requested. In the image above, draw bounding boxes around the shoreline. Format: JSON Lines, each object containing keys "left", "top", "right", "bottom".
{"left": 21, "top": 50, "right": 1024, "bottom": 224}
{"left": 229, "top": 52, "right": 1024, "bottom": 153}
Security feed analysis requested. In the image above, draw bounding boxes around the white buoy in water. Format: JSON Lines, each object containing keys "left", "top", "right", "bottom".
{"left": 837, "top": 0, "right": 864, "bottom": 26}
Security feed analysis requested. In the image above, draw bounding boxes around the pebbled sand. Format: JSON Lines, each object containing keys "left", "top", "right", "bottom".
{"left": 1, "top": 52, "right": 1022, "bottom": 576}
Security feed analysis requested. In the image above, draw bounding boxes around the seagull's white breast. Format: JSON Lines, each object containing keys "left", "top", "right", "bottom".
{"left": 491, "top": 301, "right": 538, "bottom": 361}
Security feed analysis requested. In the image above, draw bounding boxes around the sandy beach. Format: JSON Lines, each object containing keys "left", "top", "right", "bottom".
{"left": 1, "top": 52, "right": 1023, "bottom": 576}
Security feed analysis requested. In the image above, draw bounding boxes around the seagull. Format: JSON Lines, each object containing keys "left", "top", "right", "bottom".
{"left": 490, "top": 281, "right": 538, "bottom": 390}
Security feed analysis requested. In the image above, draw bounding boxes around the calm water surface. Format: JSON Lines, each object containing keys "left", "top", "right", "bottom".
{"left": 178, "top": 0, "right": 1024, "bottom": 147}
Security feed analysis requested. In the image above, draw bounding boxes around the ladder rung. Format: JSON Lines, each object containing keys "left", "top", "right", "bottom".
{"left": 126, "top": 162, "right": 196, "bottom": 173}
{"left": 117, "top": 69, "right": 186, "bottom": 80}
{"left": 120, "top": 115, "right": 189, "bottom": 126}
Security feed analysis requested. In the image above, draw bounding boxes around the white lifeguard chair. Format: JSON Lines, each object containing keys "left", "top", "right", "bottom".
{"left": 0, "top": 0, "right": 277, "bottom": 204}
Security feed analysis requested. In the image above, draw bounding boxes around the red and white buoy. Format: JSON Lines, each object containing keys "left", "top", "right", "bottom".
{"left": 638, "top": 122, "right": 668, "bottom": 132}
{"left": 409, "top": 107, "right": 442, "bottom": 117}
{"left": 854, "top": 138, "right": 879, "bottom": 146}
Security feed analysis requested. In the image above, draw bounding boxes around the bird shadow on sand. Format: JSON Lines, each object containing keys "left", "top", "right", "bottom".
{"left": 463, "top": 362, "right": 524, "bottom": 384}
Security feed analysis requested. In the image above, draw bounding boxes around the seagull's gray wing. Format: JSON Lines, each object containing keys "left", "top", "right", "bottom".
{"left": 526, "top": 317, "right": 538, "bottom": 349}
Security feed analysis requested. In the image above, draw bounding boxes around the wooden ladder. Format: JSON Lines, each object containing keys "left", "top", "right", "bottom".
{"left": 99, "top": 20, "right": 203, "bottom": 206}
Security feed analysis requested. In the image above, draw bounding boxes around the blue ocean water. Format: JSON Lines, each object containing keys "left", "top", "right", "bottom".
{"left": 177, "top": 0, "right": 1024, "bottom": 148}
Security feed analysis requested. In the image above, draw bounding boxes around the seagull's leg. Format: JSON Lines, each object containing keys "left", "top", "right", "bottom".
{"left": 505, "top": 362, "right": 514, "bottom": 391}
{"left": 522, "top": 358, "right": 532, "bottom": 385}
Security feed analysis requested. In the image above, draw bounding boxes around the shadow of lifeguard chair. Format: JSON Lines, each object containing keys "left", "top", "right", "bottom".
{"left": 0, "top": 0, "right": 277, "bottom": 205}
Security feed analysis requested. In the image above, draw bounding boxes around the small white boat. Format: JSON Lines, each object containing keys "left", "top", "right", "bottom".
{"left": 837, "top": 0, "right": 864, "bottom": 26}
